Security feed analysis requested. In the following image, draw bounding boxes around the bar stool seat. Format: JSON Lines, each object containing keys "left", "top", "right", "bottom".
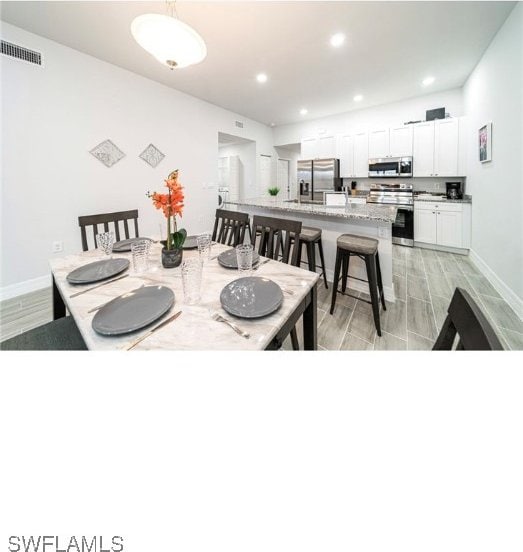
{"left": 337, "top": 234, "right": 378, "bottom": 255}
{"left": 291, "top": 227, "right": 322, "bottom": 242}
{"left": 330, "top": 233, "right": 386, "bottom": 336}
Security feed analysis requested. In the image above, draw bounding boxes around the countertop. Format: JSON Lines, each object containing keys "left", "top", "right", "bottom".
{"left": 224, "top": 197, "right": 398, "bottom": 223}
{"left": 413, "top": 193, "right": 472, "bottom": 204}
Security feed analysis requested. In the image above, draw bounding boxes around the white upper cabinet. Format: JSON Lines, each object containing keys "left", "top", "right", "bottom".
{"left": 353, "top": 131, "right": 369, "bottom": 177}
{"left": 368, "top": 128, "right": 390, "bottom": 158}
{"left": 389, "top": 125, "right": 413, "bottom": 157}
{"left": 338, "top": 131, "right": 368, "bottom": 178}
{"left": 339, "top": 134, "right": 354, "bottom": 178}
{"left": 413, "top": 118, "right": 459, "bottom": 177}
{"left": 300, "top": 137, "right": 318, "bottom": 160}
{"left": 318, "top": 134, "right": 337, "bottom": 158}
{"left": 434, "top": 118, "right": 459, "bottom": 176}
{"left": 369, "top": 126, "right": 413, "bottom": 158}
{"left": 413, "top": 122, "right": 436, "bottom": 176}
{"left": 300, "top": 135, "right": 336, "bottom": 159}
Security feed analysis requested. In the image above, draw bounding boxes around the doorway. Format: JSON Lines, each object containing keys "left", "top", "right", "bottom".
{"left": 218, "top": 132, "right": 256, "bottom": 202}
{"left": 277, "top": 158, "right": 290, "bottom": 199}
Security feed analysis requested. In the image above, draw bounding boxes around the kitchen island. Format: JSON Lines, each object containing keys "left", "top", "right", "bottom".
{"left": 225, "top": 197, "right": 398, "bottom": 301}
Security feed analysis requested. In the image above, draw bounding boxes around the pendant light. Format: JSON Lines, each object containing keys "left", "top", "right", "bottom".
{"left": 131, "top": 1, "right": 207, "bottom": 69}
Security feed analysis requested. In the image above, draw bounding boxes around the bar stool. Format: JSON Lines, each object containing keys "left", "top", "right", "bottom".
{"left": 330, "top": 233, "right": 386, "bottom": 336}
{"left": 293, "top": 227, "right": 329, "bottom": 289}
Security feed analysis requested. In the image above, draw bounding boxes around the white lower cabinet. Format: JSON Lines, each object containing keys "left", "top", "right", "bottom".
{"left": 414, "top": 201, "right": 470, "bottom": 250}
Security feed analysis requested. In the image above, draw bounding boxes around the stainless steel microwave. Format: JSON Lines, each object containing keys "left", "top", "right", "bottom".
{"left": 368, "top": 156, "right": 413, "bottom": 178}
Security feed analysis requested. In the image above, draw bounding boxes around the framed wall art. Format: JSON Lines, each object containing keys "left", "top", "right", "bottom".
{"left": 479, "top": 122, "right": 492, "bottom": 163}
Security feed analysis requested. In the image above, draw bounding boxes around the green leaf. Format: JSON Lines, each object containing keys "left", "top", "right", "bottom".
{"left": 170, "top": 228, "right": 187, "bottom": 249}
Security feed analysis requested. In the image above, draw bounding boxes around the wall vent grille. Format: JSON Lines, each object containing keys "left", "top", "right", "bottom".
{"left": 1, "top": 40, "right": 42, "bottom": 66}
{"left": 234, "top": 121, "right": 244, "bottom": 129}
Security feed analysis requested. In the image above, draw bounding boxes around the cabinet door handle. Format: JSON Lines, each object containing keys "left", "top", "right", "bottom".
{"left": 432, "top": 211, "right": 435, "bottom": 214}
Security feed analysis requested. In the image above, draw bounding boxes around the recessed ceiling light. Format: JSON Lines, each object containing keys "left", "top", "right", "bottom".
{"left": 330, "top": 33, "right": 345, "bottom": 48}
{"left": 422, "top": 76, "right": 435, "bottom": 86}
{"left": 300, "top": 108, "right": 308, "bottom": 115}
{"left": 353, "top": 94, "right": 363, "bottom": 102}
{"left": 270, "top": 122, "right": 276, "bottom": 127}
{"left": 256, "top": 73, "right": 268, "bottom": 83}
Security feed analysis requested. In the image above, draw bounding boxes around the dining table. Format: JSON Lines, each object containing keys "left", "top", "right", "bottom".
{"left": 49, "top": 241, "right": 319, "bottom": 350}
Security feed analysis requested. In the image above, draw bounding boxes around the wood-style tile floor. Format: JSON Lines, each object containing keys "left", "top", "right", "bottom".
{"left": 284, "top": 245, "right": 523, "bottom": 351}
{"left": 1, "top": 246, "right": 522, "bottom": 350}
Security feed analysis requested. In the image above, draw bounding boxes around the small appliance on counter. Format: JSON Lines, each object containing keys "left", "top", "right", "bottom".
{"left": 446, "top": 182, "right": 463, "bottom": 200}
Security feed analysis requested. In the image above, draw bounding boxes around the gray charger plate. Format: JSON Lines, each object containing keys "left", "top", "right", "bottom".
{"left": 92, "top": 285, "right": 175, "bottom": 336}
{"left": 112, "top": 237, "right": 152, "bottom": 252}
{"left": 66, "top": 258, "right": 130, "bottom": 284}
{"left": 182, "top": 235, "right": 198, "bottom": 250}
{"left": 220, "top": 277, "right": 283, "bottom": 318}
{"left": 217, "top": 248, "right": 260, "bottom": 269}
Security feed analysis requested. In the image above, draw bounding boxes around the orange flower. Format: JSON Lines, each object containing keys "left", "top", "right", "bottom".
{"left": 147, "top": 172, "right": 185, "bottom": 219}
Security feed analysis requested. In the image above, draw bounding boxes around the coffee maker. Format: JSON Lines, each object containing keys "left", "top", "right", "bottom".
{"left": 446, "top": 182, "right": 463, "bottom": 200}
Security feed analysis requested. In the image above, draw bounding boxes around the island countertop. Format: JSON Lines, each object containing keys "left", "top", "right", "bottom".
{"left": 225, "top": 197, "right": 398, "bottom": 223}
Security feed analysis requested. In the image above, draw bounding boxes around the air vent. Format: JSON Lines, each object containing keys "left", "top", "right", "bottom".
{"left": 235, "top": 121, "right": 244, "bottom": 129}
{"left": 1, "top": 40, "right": 42, "bottom": 66}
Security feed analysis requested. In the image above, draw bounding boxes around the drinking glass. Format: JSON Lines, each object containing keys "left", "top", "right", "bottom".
{"left": 197, "top": 232, "right": 212, "bottom": 262}
{"left": 96, "top": 231, "right": 115, "bottom": 258}
{"left": 131, "top": 240, "right": 150, "bottom": 273}
{"left": 181, "top": 258, "right": 203, "bottom": 305}
{"left": 236, "top": 244, "right": 254, "bottom": 276}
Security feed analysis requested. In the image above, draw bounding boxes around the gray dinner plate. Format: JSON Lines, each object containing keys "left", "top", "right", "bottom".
{"left": 92, "top": 285, "right": 175, "bottom": 336}
{"left": 112, "top": 237, "right": 152, "bottom": 252}
{"left": 220, "top": 277, "right": 283, "bottom": 318}
{"left": 217, "top": 248, "right": 260, "bottom": 269}
{"left": 66, "top": 258, "right": 130, "bottom": 284}
{"left": 182, "top": 235, "right": 198, "bottom": 250}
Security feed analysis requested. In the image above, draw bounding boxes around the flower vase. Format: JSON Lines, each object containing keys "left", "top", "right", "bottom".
{"left": 162, "top": 247, "right": 183, "bottom": 269}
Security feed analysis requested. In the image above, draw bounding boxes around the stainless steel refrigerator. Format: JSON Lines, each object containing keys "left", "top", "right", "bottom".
{"left": 298, "top": 158, "right": 340, "bottom": 203}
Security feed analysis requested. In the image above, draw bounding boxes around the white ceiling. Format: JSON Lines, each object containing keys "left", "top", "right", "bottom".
{"left": 1, "top": 1, "right": 516, "bottom": 126}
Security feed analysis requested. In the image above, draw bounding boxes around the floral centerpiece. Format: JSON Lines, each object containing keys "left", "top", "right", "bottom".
{"left": 147, "top": 170, "right": 187, "bottom": 268}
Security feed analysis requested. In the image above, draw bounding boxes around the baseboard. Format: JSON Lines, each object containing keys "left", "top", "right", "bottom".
{"left": 469, "top": 249, "right": 523, "bottom": 321}
{"left": 414, "top": 242, "right": 469, "bottom": 255}
{"left": 0, "top": 275, "right": 51, "bottom": 302}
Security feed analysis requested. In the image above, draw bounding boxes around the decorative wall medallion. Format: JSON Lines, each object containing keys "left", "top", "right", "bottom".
{"left": 139, "top": 143, "right": 165, "bottom": 168}
{"left": 89, "top": 139, "right": 125, "bottom": 167}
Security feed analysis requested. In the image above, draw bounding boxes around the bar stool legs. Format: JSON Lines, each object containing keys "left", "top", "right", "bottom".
{"left": 330, "top": 237, "right": 386, "bottom": 336}
{"left": 297, "top": 235, "right": 329, "bottom": 289}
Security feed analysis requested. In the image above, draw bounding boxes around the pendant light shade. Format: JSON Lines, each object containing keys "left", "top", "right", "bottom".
{"left": 131, "top": 13, "right": 207, "bottom": 69}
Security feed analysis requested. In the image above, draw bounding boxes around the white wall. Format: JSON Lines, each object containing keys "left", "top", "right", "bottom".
{"left": 273, "top": 88, "right": 464, "bottom": 146}
{"left": 463, "top": 3, "right": 523, "bottom": 303}
{"left": 0, "top": 23, "right": 276, "bottom": 295}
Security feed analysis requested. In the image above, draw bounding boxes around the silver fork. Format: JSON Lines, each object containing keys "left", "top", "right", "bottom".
{"left": 211, "top": 312, "right": 250, "bottom": 338}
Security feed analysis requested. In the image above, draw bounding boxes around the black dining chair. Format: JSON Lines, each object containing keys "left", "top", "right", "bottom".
{"left": 432, "top": 287, "right": 503, "bottom": 350}
{"left": 0, "top": 316, "right": 87, "bottom": 351}
{"left": 78, "top": 209, "right": 139, "bottom": 251}
{"left": 250, "top": 215, "right": 303, "bottom": 350}
{"left": 212, "top": 208, "right": 250, "bottom": 247}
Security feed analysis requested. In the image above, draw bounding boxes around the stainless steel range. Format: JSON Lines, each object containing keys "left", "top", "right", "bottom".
{"left": 368, "top": 183, "right": 414, "bottom": 247}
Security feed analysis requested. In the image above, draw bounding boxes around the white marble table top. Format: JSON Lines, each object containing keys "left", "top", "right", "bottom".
{"left": 49, "top": 243, "right": 319, "bottom": 351}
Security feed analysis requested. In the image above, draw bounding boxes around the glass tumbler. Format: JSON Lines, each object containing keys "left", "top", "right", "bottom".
{"left": 131, "top": 240, "right": 150, "bottom": 273}
{"left": 96, "top": 231, "right": 115, "bottom": 258}
{"left": 236, "top": 244, "right": 254, "bottom": 276}
{"left": 197, "top": 232, "right": 212, "bottom": 262}
{"left": 181, "top": 258, "right": 203, "bottom": 305}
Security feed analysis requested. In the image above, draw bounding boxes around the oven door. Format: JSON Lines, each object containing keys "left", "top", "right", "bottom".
{"left": 392, "top": 206, "right": 414, "bottom": 246}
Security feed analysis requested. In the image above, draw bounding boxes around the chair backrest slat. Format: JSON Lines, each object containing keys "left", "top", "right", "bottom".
{"left": 212, "top": 209, "right": 250, "bottom": 247}
{"left": 251, "top": 215, "right": 302, "bottom": 266}
{"left": 78, "top": 209, "right": 139, "bottom": 251}
{"left": 432, "top": 287, "right": 504, "bottom": 351}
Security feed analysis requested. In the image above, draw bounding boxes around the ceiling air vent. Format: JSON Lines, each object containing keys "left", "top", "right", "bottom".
{"left": 235, "top": 121, "right": 244, "bottom": 129}
{"left": 1, "top": 40, "right": 42, "bottom": 66}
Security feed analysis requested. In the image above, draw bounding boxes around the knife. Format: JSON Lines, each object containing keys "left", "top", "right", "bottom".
{"left": 126, "top": 310, "right": 182, "bottom": 350}
{"left": 69, "top": 274, "right": 129, "bottom": 298}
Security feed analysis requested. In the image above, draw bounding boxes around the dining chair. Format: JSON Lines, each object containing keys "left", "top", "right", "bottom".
{"left": 432, "top": 287, "right": 503, "bottom": 350}
{"left": 250, "top": 215, "right": 303, "bottom": 350}
{"left": 212, "top": 208, "right": 250, "bottom": 247}
{"left": 78, "top": 209, "right": 139, "bottom": 251}
{"left": 0, "top": 316, "right": 87, "bottom": 350}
